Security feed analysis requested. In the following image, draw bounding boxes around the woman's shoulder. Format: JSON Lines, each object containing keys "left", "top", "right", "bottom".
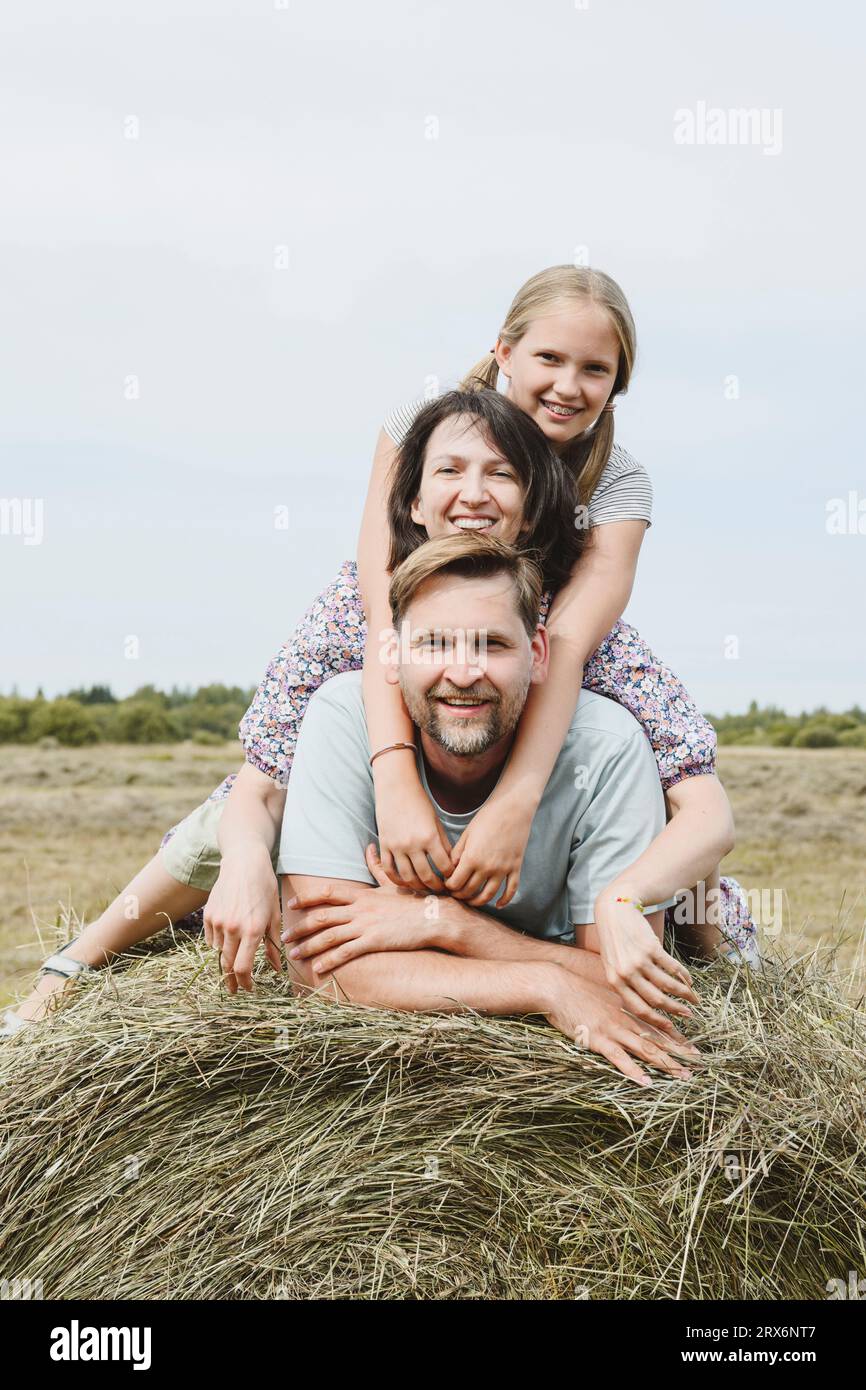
{"left": 382, "top": 396, "right": 428, "bottom": 444}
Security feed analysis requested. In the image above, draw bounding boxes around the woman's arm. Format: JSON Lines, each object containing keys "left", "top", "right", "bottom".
{"left": 590, "top": 775, "right": 734, "bottom": 1009}
{"left": 216, "top": 761, "right": 286, "bottom": 863}
{"left": 357, "top": 428, "right": 455, "bottom": 892}
{"left": 206, "top": 762, "right": 287, "bottom": 992}
{"left": 446, "top": 520, "right": 648, "bottom": 904}
{"left": 596, "top": 774, "right": 735, "bottom": 915}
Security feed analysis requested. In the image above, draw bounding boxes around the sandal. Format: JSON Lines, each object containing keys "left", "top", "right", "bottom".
{"left": 1, "top": 1008, "right": 29, "bottom": 1038}
{"left": 1, "top": 937, "right": 98, "bottom": 1038}
{"left": 717, "top": 934, "right": 763, "bottom": 971}
{"left": 37, "top": 939, "right": 100, "bottom": 984}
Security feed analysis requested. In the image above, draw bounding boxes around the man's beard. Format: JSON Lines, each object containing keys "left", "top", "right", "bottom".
{"left": 399, "top": 675, "right": 531, "bottom": 756}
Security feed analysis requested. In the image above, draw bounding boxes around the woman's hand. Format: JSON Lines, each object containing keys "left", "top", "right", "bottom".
{"left": 593, "top": 892, "right": 699, "bottom": 1025}
{"left": 444, "top": 793, "right": 534, "bottom": 907}
{"left": 373, "top": 765, "right": 455, "bottom": 894}
{"left": 203, "top": 846, "right": 283, "bottom": 994}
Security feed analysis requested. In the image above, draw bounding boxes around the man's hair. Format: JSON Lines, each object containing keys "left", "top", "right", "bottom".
{"left": 388, "top": 532, "right": 544, "bottom": 639}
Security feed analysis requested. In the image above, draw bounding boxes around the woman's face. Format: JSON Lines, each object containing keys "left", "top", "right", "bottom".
{"left": 496, "top": 300, "right": 620, "bottom": 453}
{"left": 410, "top": 416, "right": 528, "bottom": 545}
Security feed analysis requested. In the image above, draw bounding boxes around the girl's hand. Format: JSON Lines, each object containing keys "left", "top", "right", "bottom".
{"left": 203, "top": 847, "right": 283, "bottom": 993}
{"left": 593, "top": 893, "right": 699, "bottom": 1026}
{"left": 374, "top": 770, "right": 455, "bottom": 894}
{"left": 444, "top": 794, "right": 534, "bottom": 908}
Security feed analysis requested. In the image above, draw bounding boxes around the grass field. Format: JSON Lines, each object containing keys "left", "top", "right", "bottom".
{"left": 1, "top": 741, "right": 864, "bottom": 1007}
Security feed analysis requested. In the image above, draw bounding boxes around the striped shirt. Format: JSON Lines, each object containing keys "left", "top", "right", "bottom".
{"left": 383, "top": 396, "right": 653, "bottom": 528}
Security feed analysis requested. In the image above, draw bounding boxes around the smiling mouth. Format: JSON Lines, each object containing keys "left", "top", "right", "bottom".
{"left": 434, "top": 695, "right": 495, "bottom": 711}
{"left": 449, "top": 515, "right": 498, "bottom": 531}
{"left": 540, "top": 398, "right": 581, "bottom": 418}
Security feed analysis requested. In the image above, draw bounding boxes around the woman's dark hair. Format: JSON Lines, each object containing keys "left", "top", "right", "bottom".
{"left": 386, "top": 389, "right": 586, "bottom": 595}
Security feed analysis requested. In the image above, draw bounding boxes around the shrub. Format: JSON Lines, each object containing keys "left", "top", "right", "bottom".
{"left": 767, "top": 723, "right": 796, "bottom": 747}
{"left": 110, "top": 702, "right": 176, "bottom": 744}
{"left": 0, "top": 709, "right": 24, "bottom": 742}
{"left": 791, "top": 724, "right": 840, "bottom": 749}
{"left": 0, "top": 698, "right": 33, "bottom": 742}
{"left": 28, "top": 699, "right": 100, "bottom": 747}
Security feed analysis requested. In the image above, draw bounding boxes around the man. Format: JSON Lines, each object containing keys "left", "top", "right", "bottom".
{"left": 278, "top": 532, "right": 701, "bottom": 1087}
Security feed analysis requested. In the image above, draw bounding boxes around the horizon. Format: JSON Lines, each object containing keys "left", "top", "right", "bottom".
{"left": 1, "top": 680, "right": 861, "bottom": 722}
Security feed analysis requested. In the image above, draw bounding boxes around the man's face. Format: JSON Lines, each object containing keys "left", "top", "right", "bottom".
{"left": 392, "top": 571, "right": 547, "bottom": 757}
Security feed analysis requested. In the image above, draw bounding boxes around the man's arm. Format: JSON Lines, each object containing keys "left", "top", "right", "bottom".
{"left": 283, "top": 874, "right": 552, "bottom": 1017}
{"left": 282, "top": 842, "right": 679, "bottom": 1024}
{"left": 429, "top": 895, "right": 693, "bottom": 1028}
{"left": 282, "top": 874, "right": 698, "bottom": 1086}
{"left": 436, "top": 896, "right": 665, "bottom": 986}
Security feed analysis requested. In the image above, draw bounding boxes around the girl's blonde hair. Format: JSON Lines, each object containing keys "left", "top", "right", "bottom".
{"left": 459, "top": 265, "right": 636, "bottom": 506}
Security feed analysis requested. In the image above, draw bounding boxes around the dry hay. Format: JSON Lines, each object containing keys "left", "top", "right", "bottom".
{"left": 1, "top": 928, "right": 864, "bottom": 1301}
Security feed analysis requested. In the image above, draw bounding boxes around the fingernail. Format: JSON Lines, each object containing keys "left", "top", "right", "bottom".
{"left": 285, "top": 896, "right": 297, "bottom": 909}
{"left": 639, "top": 1077, "right": 653, "bottom": 1088}
{"left": 289, "top": 948, "right": 300, "bottom": 958}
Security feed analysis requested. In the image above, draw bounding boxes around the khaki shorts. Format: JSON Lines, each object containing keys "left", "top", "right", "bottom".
{"left": 160, "top": 796, "right": 279, "bottom": 893}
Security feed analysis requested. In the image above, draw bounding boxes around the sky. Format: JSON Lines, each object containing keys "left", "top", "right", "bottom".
{"left": 1, "top": 0, "right": 864, "bottom": 715}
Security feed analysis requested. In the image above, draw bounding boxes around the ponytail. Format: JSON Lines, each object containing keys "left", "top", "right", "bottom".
{"left": 459, "top": 349, "right": 499, "bottom": 392}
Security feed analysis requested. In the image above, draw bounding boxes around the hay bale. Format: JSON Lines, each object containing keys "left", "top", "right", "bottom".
{"left": 1, "top": 933, "right": 863, "bottom": 1300}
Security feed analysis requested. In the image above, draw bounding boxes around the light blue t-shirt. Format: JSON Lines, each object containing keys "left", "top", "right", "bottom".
{"left": 277, "top": 671, "right": 677, "bottom": 942}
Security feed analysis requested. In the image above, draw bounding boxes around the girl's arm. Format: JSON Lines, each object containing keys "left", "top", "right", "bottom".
{"left": 446, "top": 519, "right": 648, "bottom": 905}
{"left": 357, "top": 428, "right": 454, "bottom": 893}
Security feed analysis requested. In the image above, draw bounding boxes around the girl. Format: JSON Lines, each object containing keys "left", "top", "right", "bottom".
{"left": 2, "top": 268, "right": 757, "bottom": 1039}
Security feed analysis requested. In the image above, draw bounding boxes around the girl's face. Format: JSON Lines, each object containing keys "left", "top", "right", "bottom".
{"left": 495, "top": 300, "right": 621, "bottom": 453}
{"left": 410, "top": 417, "right": 529, "bottom": 545}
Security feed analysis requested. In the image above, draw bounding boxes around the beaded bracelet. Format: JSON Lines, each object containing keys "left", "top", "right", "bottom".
{"left": 615, "top": 895, "right": 646, "bottom": 913}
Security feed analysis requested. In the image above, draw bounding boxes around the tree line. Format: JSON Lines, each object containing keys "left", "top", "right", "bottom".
{"left": 0, "top": 688, "right": 864, "bottom": 749}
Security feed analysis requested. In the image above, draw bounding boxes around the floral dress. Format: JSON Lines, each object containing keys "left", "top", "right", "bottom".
{"left": 162, "top": 560, "right": 756, "bottom": 954}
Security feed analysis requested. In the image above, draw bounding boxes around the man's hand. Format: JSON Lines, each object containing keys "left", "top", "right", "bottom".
{"left": 542, "top": 965, "right": 701, "bottom": 1087}
{"left": 203, "top": 846, "right": 283, "bottom": 993}
{"left": 281, "top": 844, "right": 437, "bottom": 974}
